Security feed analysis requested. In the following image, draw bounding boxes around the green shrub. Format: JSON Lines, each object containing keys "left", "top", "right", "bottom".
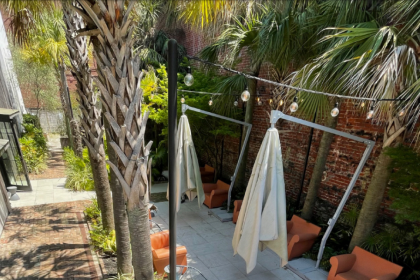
{"left": 89, "top": 225, "right": 117, "bottom": 255}
{"left": 63, "top": 147, "right": 94, "bottom": 191}
{"left": 84, "top": 197, "right": 101, "bottom": 224}
{"left": 19, "top": 136, "right": 47, "bottom": 174}
{"left": 19, "top": 114, "right": 48, "bottom": 174}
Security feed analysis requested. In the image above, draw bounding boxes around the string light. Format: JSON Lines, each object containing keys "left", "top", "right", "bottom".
{"left": 398, "top": 109, "right": 405, "bottom": 117}
{"left": 256, "top": 92, "right": 262, "bottom": 105}
{"left": 241, "top": 86, "right": 250, "bottom": 102}
{"left": 361, "top": 102, "right": 365, "bottom": 108}
{"left": 269, "top": 98, "right": 273, "bottom": 105}
{"left": 366, "top": 103, "right": 375, "bottom": 119}
{"left": 290, "top": 96, "right": 299, "bottom": 113}
{"left": 208, "top": 96, "right": 213, "bottom": 106}
{"left": 234, "top": 96, "right": 239, "bottom": 107}
{"left": 279, "top": 99, "right": 284, "bottom": 106}
{"left": 181, "top": 94, "right": 185, "bottom": 103}
{"left": 331, "top": 102, "right": 339, "bottom": 117}
{"left": 184, "top": 66, "right": 194, "bottom": 86}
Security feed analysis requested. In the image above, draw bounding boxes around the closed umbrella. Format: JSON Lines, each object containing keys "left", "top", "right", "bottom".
{"left": 167, "top": 115, "right": 204, "bottom": 212}
{"left": 232, "top": 127, "right": 288, "bottom": 273}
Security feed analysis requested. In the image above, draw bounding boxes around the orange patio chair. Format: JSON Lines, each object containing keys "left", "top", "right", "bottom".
{"left": 203, "top": 180, "right": 230, "bottom": 209}
{"left": 232, "top": 200, "right": 242, "bottom": 224}
{"left": 328, "top": 246, "right": 403, "bottom": 280}
{"left": 200, "top": 164, "right": 215, "bottom": 183}
{"left": 287, "top": 215, "right": 321, "bottom": 260}
{"left": 150, "top": 230, "right": 187, "bottom": 275}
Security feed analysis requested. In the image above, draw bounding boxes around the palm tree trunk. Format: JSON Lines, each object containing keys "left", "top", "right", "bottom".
{"left": 58, "top": 62, "right": 83, "bottom": 158}
{"left": 105, "top": 118, "right": 132, "bottom": 274}
{"left": 127, "top": 206, "right": 154, "bottom": 280}
{"left": 349, "top": 116, "right": 405, "bottom": 250}
{"left": 89, "top": 151, "right": 115, "bottom": 231}
{"left": 301, "top": 110, "right": 338, "bottom": 220}
{"left": 74, "top": 1, "right": 154, "bottom": 278}
{"left": 62, "top": 1, "right": 114, "bottom": 231}
{"left": 234, "top": 67, "right": 260, "bottom": 191}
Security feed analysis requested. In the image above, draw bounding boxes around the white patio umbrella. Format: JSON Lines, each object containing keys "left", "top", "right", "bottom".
{"left": 232, "top": 127, "right": 288, "bottom": 273}
{"left": 167, "top": 115, "right": 204, "bottom": 212}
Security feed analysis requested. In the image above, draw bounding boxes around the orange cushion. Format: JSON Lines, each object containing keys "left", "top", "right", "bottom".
{"left": 287, "top": 233, "right": 293, "bottom": 243}
{"left": 152, "top": 246, "right": 188, "bottom": 259}
{"left": 336, "top": 271, "right": 369, "bottom": 280}
{"left": 205, "top": 193, "right": 211, "bottom": 198}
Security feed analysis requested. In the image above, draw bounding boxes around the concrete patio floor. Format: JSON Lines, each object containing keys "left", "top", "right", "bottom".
{"left": 151, "top": 199, "right": 328, "bottom": 280}
{"left": 10, "top": 178, "right": 96, "bottom": 208}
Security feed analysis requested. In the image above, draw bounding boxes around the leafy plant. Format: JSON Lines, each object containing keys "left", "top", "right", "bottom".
{"left": 84, "top": 197, "right": 101, "bottom": 224}
{"left": 63, "top": 147, "right": 94, "bottom": 191}
{"left": 363, "top": 223, "right": 420, "bottom": 279}
{"left": 89, "top": 224, "right": 117, "bottom": 255}
{"left": 19, "top": 137, "right": 47, "bottom": 174}
{"left": 385, "top": 146, "right": 420, "bottom": 223}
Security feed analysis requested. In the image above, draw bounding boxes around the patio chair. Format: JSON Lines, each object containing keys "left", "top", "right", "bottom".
{"left": 200, "top": 164, "right": 215, "bottom": 183}
{"left": 328, "top": 246, "right": 403, "bottom": 280}
{"left": 203, "top": 180, "right": 230, "bottom": 209}
{"left": 287, "top": 215, "right": 321, "bottom": 260}
{"left": 232, "top": 200, "right": 242, "bottom": 224}
{"left": 150, "top": 230, "right": 188, "bottom": 275}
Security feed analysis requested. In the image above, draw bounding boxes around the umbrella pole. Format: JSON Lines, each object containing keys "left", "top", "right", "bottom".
{"left": 168, "top": 39, "right": 178, "bottom": 280}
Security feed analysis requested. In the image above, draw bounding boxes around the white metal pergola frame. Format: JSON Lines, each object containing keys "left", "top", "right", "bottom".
{"left": 182, "top": 104, "right": 252, "bottom": 214}
{"left": 270, "top": 110, "right": 375, "bottom": 269}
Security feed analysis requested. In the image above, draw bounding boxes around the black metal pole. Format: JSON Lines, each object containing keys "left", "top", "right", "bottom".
{"left": 295, "top": 109, "right": 317, "bottom": 210}
{"left": 168, "top": 39, "right": 178, "bottom": 280}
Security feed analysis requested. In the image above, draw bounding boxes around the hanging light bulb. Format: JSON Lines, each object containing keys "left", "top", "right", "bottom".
{"left": 331, "top": 102, "right": 339, "bottom": 117}
{"left": 181, "top": 94, "right": 185, "bottom": 103}
{"left": 398, "top": 108, "right": 405, "bottom": 117}
{"left": 184, "top": 66, "right": 194, "bottom": 86}
{"left": 279, "top": 99, "right": 284, "bottom": 106}
{"left": 256, "top": 92, "right": 262, "bottom": 105}
{"left": 234, "top": 96, "right": 239, "bottom": 107}
{"left": 290, "top": 96, "right": 299, "bottom": 112}
{"left": 361, "top": 102, "right": 365, "bottom": 108}
{"left": 208, "top": 96, "right": 213, "bottom": 106}
{"left": 366, "top": 104, "right": 374, "bottom": 119}
{"left": 241, "top": 86, "right": 250, "bottom": 102}
{"left": 269, "top": 98, "right": 273, "bottom": 105}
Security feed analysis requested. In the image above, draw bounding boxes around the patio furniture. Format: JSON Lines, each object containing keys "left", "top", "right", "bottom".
{"left": 150, "top": 230, "right": 187, "bottom": 275}
{"left": 287, "top": 215, "right": 321, "bottom": 260}
{"left": 200, "top": 164, "right": 215, "bottom": 183}
{"left": 203, "top": 180, "right": 230, "bottom": 209}
{"left": 328, "top": 246, "right": 403, "bottom": 280}
{"left": 232, "top": 200, "right": 242, "bottom": 224}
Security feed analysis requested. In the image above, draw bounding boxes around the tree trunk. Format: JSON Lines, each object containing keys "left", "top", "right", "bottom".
{"left": 348, "top": 150, "right": 391, "bottom": 250}
{"left": 301, "top": 111, "right": 338, "bottom": 220}
{"left": 105, "top": 118, "right": 132, "bottom": 274}
{"left": 58, "top": 62, "right": 83, "bottom": 158}
{"left": 349, "top": 115, "right": 405, "bottom": 250}
{"left": 61, "top": 1, "right": 114, "bottom": 231}
{"left": 234, "top": 67, "right": 260, "bottom": 191}
{"left": 74, "top": 1, "right": 154, "bottom": 278}
{"left": 88, "top": 152, "right": 115, "bottom": 231}
{"left": 128, "top": 206, "right": 154, "bottom": 280}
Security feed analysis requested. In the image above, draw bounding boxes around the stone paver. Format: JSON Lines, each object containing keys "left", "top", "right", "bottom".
{"left": 0, "top": 201, "right": 100, "bottom": 280}
{"left": 11, "top": 178, "right": 96, "bottom": 208}
{"left": 151, "top": 199, "right": 328, "bottom": 280}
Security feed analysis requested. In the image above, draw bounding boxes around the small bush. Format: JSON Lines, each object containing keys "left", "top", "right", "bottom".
{"left": 19, "top": 136, "right": 47, "bottom": 174}
{"left": 84, "top": 197, "right": 101, "bottom": 224}
{"left": 19, "top": 114, "right": 48, "bottom": 174}
{"left": 89, "top": 225, "right": 117, "bottom": 255}
{"left": 63, "top": 147, "right": 95, "bottom": 191}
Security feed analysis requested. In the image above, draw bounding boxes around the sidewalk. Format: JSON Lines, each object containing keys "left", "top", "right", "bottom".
{"left": 0, "top": 201, "right": 101, "bottom": 280}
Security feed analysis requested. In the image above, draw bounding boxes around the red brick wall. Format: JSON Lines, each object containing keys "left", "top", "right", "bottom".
{"left": 174, "top": 26, "right": 397, "bottom": 221}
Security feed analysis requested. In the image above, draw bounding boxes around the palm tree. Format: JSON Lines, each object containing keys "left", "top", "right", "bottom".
{"left": 2, "top": 1, "right": 115, "bottom": 233}
{"left": 289, "top": 0, "right": 420, "bottom": 248}
{"left": 73, "top": 1, "right": 154, "bottom": 278}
